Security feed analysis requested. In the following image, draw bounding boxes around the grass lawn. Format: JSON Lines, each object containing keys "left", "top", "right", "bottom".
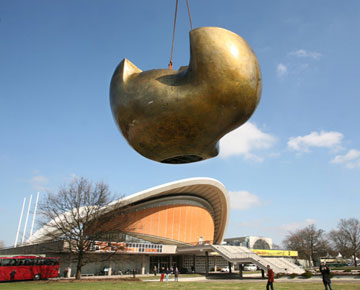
{"left": 0, "top": 280, "right": 360, "bottom": 290}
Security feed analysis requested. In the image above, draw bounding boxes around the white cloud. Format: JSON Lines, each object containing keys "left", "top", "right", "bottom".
{"left": 289, "top": 49, "right": 322, "bottom": 60}
{"left": 280, "top": 218, "right": 316, "bottom": 232}
{"left": 277, "top": 63, "right": 288, "bottom": 77}
{"left": 219, "top": 122, "right": 276, "bottom": 161}
{"left": 331, "top": 149, "right": 360, "bottom": 169}
{"left": 228, "top": 191, "right": 262, "bottom": 210}
{"left": 30, "top": 175, "right": 49, "bottom": 191}
{"left": 288, "top": 130, "right": 343, "bottom": 152}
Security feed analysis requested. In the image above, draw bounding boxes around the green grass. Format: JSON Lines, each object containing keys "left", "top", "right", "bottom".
{"left": 0, "top": 280, "right": 360, "bottom": 290}
{"left": 332, "top": 266, "right": 360, "bottom": 271}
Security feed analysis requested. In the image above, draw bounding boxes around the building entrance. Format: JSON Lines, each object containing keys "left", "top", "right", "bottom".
{"left": 150, "top": 256, "right": 180, "bottom": 274}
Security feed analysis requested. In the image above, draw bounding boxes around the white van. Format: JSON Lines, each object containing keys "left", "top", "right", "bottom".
{"left": 244, "top": 264, "right": 257, "bottom": 271}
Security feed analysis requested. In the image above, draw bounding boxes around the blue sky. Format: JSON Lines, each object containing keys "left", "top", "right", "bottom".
{"left": 1, "top": 0, "right": 359, "bottom": 247}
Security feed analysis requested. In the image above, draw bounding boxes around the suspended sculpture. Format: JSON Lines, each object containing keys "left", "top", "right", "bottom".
{"left": 110, "top": 27, "right": 262, "bottom": 164}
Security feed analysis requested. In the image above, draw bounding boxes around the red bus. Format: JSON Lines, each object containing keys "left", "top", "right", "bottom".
{"left": 0, "top": 256, "right": 60, "bottom": 282}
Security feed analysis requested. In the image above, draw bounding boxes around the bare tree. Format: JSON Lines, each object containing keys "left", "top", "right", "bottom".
{"left": 38, "top": 177, "right": 128, "bottom": 279}
{"left": 272, "top": 243, "right": 281, "bottom": 250}
{"left": 283, "top": 224, "right": 330, "bottom": 266}
{"left": 331, "top": 218, "right": 360, "bottom": 266}
{"left": 328, "top": 229, "right": 352, "bottom": 258}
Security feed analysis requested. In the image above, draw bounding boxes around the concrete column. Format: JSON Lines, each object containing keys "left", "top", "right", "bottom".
{"left": 141, "top": 255, "right": 146, "bottom": 275}
{"left": 67, "top": 255, "right": 72, "bottom": 278}
{"left": 239, "top": 264, "right": 243, "bottom": 279}
{"left": 205, "top": 252, "right": 209, "bottom": 276}
{"left": 261, "top": 269, "right": 265, "bottom": 278}
{"left": 108, "top": 256, "right": 112, "bottom": 276}
{"left": 214, "top": 256, "right": 217, "bottom": 272}
{"left": 228, "top": 262, "right": 232, "bottom": 274}
{"left": 193, "top": 255, "right": 196, "bottom": 273}
{"left": 67, "top": 267, "right": 72, "bottom": 278}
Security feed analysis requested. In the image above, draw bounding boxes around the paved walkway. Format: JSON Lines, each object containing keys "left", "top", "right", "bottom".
{"left": 58, "top": 273, "right": 360, "bottom": 283}
{"left": 143, "top": 275, "right": 360, "bottom": 283}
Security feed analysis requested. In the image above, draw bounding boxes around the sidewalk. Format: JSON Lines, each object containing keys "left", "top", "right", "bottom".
{"left": 142, "top": 275, "right": 360, "bottom": 283}
{"left": 58, "top": 273, "right": 360, "bottom": 283}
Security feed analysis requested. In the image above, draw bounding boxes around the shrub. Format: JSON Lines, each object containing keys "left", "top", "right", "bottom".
{"left": 301, "top": 271, "right": 313, "bottom": 279}
{"left": 289, "top": 273, "right": 298, "bottom": 279}
{"left": 330, "top": 272, "right": 334, "bottom": 278}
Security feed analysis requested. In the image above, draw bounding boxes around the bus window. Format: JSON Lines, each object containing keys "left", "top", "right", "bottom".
{"left": 7, "top": 259, "right": 16, "bottom": 266}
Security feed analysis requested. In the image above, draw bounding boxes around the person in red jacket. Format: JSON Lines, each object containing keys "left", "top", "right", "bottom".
{"left": 266, "top": 265, "right": 274, "bottom": 290}
{"left": 160, "top": 266, "right": 165, "bottom": 282}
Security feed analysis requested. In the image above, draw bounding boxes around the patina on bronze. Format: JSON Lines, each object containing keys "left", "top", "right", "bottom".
{"left": 110, "top": 27, "right": 262, "bottom": 164}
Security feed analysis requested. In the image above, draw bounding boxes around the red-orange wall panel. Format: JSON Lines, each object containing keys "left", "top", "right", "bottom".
{"left": 118, "top": 204, "right": 214, "bottom": 244}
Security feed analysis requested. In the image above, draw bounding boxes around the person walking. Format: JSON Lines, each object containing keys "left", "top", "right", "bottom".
{"left": 153, "top": 265, "right": 157, "bottom": 276}
{"left": 174, "top": 267, "right": 179, "bottom": 282}
{"left": 160, "top": 266, "right": 165, "bottom": 282}
{"left": 165, "top": 267, "right": 170, "bottom": 282}
{"left": 266, "top": 265, "right": 274, "bottom": 290}
{"left": 320, "top": 263, "right": 333, "bottom": 290}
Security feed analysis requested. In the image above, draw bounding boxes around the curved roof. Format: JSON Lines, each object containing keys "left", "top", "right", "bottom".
{"left": 27, "top": 177, "right": 229, "bottom": 245}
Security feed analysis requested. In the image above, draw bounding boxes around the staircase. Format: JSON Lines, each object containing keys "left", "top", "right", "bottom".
{"left": 263, "top": 257, "right": 304, "bottom": 274}
{"left": 210, "top": 245, "right": 304, "bottom": 274}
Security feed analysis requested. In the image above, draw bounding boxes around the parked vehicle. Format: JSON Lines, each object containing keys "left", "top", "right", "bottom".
{"left": 220, "top": 266, "right": 229, "bottom": 272}
{"left": 244, "top": 264, "right": 257, "bottom": 271}
{"left": 0, "top": 256, "right": 60, "bottom": 282}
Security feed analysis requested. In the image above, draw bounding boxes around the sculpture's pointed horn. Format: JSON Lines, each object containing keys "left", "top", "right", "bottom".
{"left": 110, "top": 59, "right": 142, "bottom": 108}
{"left": 113, "top": 58, "right": 142, "bottom": 84}
{"left": 110, "top": 59, "right": 142, "bottom": 119}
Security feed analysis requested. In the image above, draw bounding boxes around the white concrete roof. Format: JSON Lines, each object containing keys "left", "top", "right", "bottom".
{"left": 27, "top": 177, "right": 229, "bottom": 245}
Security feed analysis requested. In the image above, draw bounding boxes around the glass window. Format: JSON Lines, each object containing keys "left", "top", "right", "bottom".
{"left": 2, "top": 259, "right": 16, "bottom": 266}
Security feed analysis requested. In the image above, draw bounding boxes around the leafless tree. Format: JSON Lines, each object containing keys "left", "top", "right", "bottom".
{"left": 330, "top": 218, "right": 360, "bottom": 266}
{"left": 283, "top": 224, "right": 330, "bottom": 266}
{"left": 272, "top": 243, "right": 281, "bottom": 250}
{"left": 328, "top": 229, "right": 352, "bottom": 258}
{"left": 38, "top": 177, "right": 129, "bottom": 279}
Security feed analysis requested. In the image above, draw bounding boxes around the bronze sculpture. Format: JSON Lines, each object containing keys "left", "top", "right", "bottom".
{"left": 110, "top": 27, "right": 262, "bottom": 164}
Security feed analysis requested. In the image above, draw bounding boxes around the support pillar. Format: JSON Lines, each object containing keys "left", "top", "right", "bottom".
{"left": 142, "top": 255, "right": 146, "bottom": 275}
{"left": 261, "top": 269, "right": 265, "bottom": 278}
{"left": 205, "top": 251, "right": 209, "bottom": 276}
{"left": 193, "top": 255, "right": 196, "bottom": 273}
{"left": 239, "top": 264, "right": 243, "bottom": 279}
{"left": 67, "top": 267, "right": 72, "bottom": 278}
{"left": 108, "top": 257, "right": 112, "bottom": 276}
{"left": 228, "top": 262, "right": 232, "bottom": 274}
{"left": 67, "top": 255, "right": 72, "bottom": 278}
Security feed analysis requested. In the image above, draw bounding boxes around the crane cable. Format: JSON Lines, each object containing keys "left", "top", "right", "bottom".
{"left": 169, "top": 0, "right": 193, "bottom": 69}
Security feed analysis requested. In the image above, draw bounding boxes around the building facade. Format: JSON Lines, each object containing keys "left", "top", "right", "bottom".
{"left": 1, "top": 178, "right": 231, "bottom": 276}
